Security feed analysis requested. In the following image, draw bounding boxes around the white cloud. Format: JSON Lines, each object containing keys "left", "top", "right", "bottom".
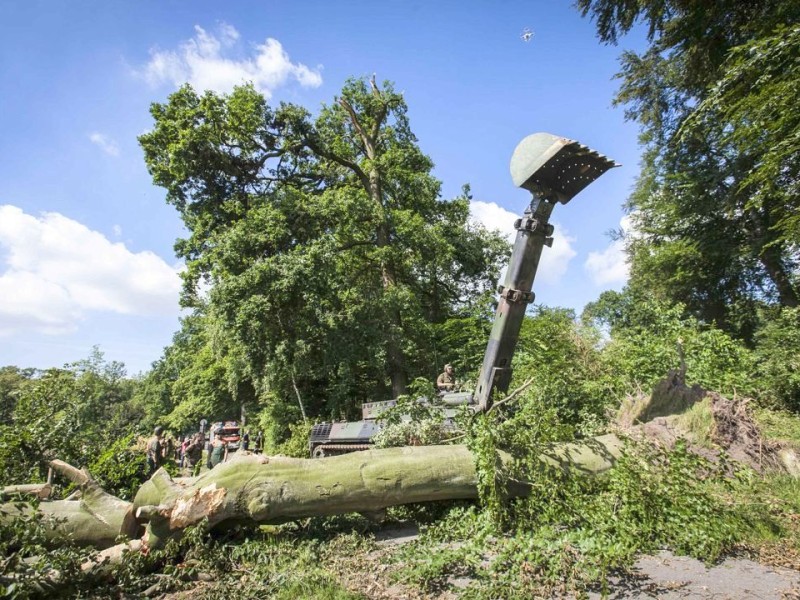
{"left": 112, "top": 224, "right": 122, "bottom": 237}
{"left": 0, "top": 205, "right": 181, "bottom": 336}
{"left": 88, "top": 132, "right": 119, "bottom": 156}
{"left": 584, "top": 215, "right": 632, "bottom": 286}
{"left": 138, "top": 24, "right": 323, "bottom": 97}
{"left": 469, "top": 200, "right": 577, "bottom": 286}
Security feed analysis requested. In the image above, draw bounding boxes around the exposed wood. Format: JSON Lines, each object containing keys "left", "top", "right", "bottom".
{"left": 50, "top": 459, "right": 92, "bottom": 485}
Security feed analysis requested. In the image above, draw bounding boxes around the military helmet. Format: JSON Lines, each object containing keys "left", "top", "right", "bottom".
{"left": 154, "top": 426, "right": 164, "bottom": 436}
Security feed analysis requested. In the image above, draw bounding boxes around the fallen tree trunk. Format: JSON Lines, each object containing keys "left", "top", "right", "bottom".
{"left": 134, "top": 435, "right": 622, "bottom": 547}
{"left": 5, "top": 367, "right": 793, "bottom": 557}
{"left": 0, "top": 460, "right": 136, "bottom": 547}
{"left": 0, "top": 435, "right": 623, "bottom": 550}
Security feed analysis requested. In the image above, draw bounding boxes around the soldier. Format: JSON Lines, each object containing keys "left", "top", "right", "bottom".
{"left": 436, "top": 364, "right": 456, "bottom": 392}
{"left": 184, "top": 433, "right": 204, "bottom": 472}
{"left": 162, "top": 433, "right": 175, "bottom": 465}
{"left": 209, "top": 432, "right": 227, "bottom": 468}
{"left": 146, "top": 426, "right": 163, "bottom": 475}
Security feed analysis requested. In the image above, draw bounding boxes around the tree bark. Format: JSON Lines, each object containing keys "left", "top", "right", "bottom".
{"left": 0, "top": 460, "right": 136, "bottom": 547}
{"left": 1, "top": 436, "right": 623, "bottom": 550}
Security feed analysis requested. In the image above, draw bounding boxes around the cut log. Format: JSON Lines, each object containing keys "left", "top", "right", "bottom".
{"left": 0, "top": 483, "right": 52, "bottom": 500}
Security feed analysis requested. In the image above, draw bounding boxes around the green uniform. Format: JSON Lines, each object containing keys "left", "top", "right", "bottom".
{"left": 210, "top": 442, "right": 225, "bottom": 468}
{"left": 147, "top": 436, "right": 162, "bottom": 474}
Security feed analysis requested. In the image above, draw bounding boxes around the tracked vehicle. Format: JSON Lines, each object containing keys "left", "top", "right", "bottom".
{"left": 310, "top": 132, "right": 617, "bottom": 457}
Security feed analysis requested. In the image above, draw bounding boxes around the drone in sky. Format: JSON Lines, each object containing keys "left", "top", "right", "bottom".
{"left": 521, "top": 27, "right": 534, "bottom": 42}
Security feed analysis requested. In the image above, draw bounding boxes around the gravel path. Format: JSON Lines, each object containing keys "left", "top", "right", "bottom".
{"left": 588, "top": 551, "right": 800, "bottom": 599}
{"left": 374, "top": 526, "right": 800, "bottom": 599}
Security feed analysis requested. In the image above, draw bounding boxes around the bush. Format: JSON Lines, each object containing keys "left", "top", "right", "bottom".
{"left": 88, "top": 434, "right": 149, "bottom": 500}
{"left": 590, "top": 296, "right": 755, "bottom": 399}
{"left": 754, "top": 307, "right": 800, "bottom": 410}
{"left": 511, "top": 307, "right": 612, "bottom": 433}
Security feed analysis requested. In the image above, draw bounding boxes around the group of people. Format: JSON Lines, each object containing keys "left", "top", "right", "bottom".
{"left": 145, "top": 368, "right": 457, "bottom": 476}
{"left": 146, "top": 426, "right": 265, "bottom": 476}
{"left": 146, "top": 427, "right": 205, "bottom": 475}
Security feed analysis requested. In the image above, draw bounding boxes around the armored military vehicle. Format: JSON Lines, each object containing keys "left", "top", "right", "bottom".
{"left": 310, "top": 132, "right": 617, "bottom": 457}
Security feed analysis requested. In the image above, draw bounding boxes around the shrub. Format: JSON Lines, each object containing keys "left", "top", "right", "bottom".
{"left": 88, "top": 434, "right": 149, "bottom": 500}
{"left": 754, "top": 307, "right": 800, "bottom": 410}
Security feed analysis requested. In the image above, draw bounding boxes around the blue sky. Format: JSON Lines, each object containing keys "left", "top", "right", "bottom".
{"left": 0, "top": 1, "right": 646, "bottom": 375}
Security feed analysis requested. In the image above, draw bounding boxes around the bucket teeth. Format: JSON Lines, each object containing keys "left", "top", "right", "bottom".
{"left": 510, "top": 133, "right": 619, "bottom": 203}
{"left": 531, "top": 141, "right": 618, "bottom": 203}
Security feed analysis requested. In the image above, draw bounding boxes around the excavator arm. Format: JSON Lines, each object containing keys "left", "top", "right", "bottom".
{"left": 473, "top": 133, "right": 618, "bottom": 411}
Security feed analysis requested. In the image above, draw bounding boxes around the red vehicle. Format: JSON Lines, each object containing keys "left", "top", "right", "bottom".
{"left": 210, "top": 421, "right": 241, "bottom": 450}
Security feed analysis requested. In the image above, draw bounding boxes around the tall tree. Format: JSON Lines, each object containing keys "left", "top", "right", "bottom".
{"left": 578, "top": 0, "right": 800, "bottom": 339}
{"left": 139, "top": 78, "right": 506, "bottom": 418}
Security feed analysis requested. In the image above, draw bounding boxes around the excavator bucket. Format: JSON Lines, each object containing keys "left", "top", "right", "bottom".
{"left": 510, "top": 132, "right": 618, "bottom": 204}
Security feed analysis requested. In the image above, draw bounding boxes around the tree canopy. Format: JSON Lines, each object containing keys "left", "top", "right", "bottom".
{"left": 139, "top": 77, "right": 507, "bottom": 424}
{"left": 578, "top": 0, "right": 800, "bottom": 340}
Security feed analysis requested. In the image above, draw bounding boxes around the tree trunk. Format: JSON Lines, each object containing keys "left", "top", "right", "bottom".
{"left": 759, "top": 242, "right": 799, "bottom": 308}
{"left": 2, "top": 436, "right": 623, "bottom": 550}
{"left": 0, "top": 460, "right": 136, "bottom": 547}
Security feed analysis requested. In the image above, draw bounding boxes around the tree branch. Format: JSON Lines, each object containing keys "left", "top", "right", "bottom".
{"left": 303, "top": 138, "right": 371, "bottom": 191}
{"left": 369, "top": 75, "right": 388, "bottom": 143}
{"left": 486, "top": 377, "right": 536, "bottom": 414}
{"left": 339, "top": 98, "right": 375, "bottom": 159}
{"left": 49, "top": 460, "right": 92, "bottom": 485}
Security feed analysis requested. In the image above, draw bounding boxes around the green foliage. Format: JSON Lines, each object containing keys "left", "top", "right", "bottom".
{"left": 0, "top": 366, "right": 35, "bottom": 424}
{"left": 0, "top": 502, "right": 94, "bottom": 599}
{"left": 754, "top": 406, "right": 800, "bottom": 446}
{"left": 754, "top": 307, "right": 800, "bottom": 410}
{"left": 395, "top": 439, "right": 744, "bottom": 598}
{"left": 683, "top": 24, "right": 800, "bottom": 250}
{"left": 585, "top": 289, "right": 755, "bottom": 398}
{"left": 0, "top": 349, "right": 142, "bottom": 488}
{"left": 273, "top": 421, "right": 312, "bottom": 458}
{"left": 579, "top": 0, "right": 800, "bottom": 339}
{"left": 513, "top": 307, "right": 611, "bottom": 432}
{"left": 372, "top": 378, "right": 452, "bottom": 449}
{"left": 253, "top": 396, "right": 304, "bottom": 455}
{"left": 113, "top": 518, "right": 368, "bottom": 599}
{"left": 132, "top": 312, "right": 256, "bottom": 435}
{"left": 139, "top": 78, "right": 507, "bottom": 426}
{"left": 88, "top": 434, "right": 149, "bottom": 501}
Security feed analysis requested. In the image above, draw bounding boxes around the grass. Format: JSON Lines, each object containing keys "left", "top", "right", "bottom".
{"left": 754, "top": 406, "right": 800, "bottom": 445}
{"left": 675, "top": 396, "right": 715, "bottom": 447}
